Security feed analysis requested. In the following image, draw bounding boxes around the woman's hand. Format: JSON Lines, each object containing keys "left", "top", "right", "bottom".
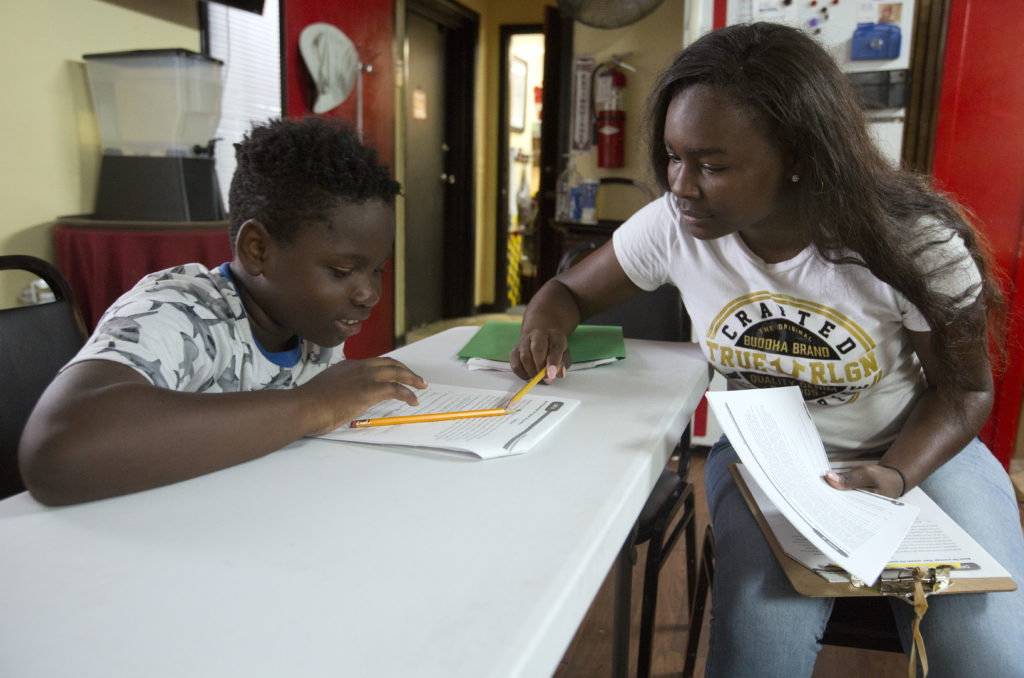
{"left": 824, "top": 463, "right": 905, "bottom": 498}
{"left": 510, "top": 328, "right": 572, "bottom": 381}
{"left": 510, "top": 240, "right": 644, "bottom": 382}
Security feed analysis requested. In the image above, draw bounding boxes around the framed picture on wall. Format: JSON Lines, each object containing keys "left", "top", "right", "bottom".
{"left": 509, "top": 56, "right": 528, "bottom": 132}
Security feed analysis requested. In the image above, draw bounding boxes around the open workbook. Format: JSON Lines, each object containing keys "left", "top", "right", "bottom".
{"left": 706, "top": 386, "right": 1015, "bottom": 591}
{"left": 314, "top": 383, "right": 579, "bottom": 459}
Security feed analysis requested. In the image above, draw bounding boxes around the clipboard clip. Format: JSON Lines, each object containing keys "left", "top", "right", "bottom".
{"left": 849, "top": 565, "right": 954, "bottom": 603}
{"left": 851, "top": 566, "right": 954, "bottom": 678}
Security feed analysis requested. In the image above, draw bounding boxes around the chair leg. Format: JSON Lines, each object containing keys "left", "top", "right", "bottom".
{"left": 612, "top": 528, "right": 637, "bottom": 678}
{"left": 684, "top": 490, "right": 697, "bottom": 604}
{"left": 637, "top": 483, "right": 696, "bottom": 678}
{"left": 682, "top": 527, "right": 715, "bottom": 678}
{"left": 636, "top": 522, "right": 667, "bottom": 678}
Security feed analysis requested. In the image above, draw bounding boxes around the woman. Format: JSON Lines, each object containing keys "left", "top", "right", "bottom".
{"left": 511, "top": 22, "right": 1023, "bottom": 677}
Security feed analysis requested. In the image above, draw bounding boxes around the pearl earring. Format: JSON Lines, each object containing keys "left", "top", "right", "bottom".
{"left": 790, "top": 174, "right": 800, "bottom": 183}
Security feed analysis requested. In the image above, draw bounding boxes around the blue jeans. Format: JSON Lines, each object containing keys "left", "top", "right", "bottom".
{"left": 704, "top": 436, "right": 1024, "bottom": 678}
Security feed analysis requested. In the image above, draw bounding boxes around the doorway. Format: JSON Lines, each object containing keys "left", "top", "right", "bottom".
{"left": 496, "top": 27, "right": 544, "bottom": 311}
{"left": 494, "top": 8, "right": 573, "bottom": 311}
{"left": 402, "top": 0, "right": 477, "bottom": 336}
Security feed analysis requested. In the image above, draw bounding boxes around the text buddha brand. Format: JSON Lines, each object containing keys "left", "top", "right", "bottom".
{"left": 704, "top": 292, "right": 881, "bottom": 406}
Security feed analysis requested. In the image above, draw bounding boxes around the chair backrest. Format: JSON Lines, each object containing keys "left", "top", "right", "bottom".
{"left": 595, "top": 178, "right": 654, "bottom": 223}
{"left": 0, "top": 255, "right": 88, "bottom": 499}
{"left": 556, "top": 240, "right": 690, "bottom": 342}
{"left": 557, "top": 239, "right": 693, "bottom": 466}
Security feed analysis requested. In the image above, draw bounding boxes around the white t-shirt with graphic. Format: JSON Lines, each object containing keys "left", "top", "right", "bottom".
{"left": 613, "top": 193, "right": 982, "bottom": 453}
{"left": 66, "top": 263, "right": 344, "bottom": 392}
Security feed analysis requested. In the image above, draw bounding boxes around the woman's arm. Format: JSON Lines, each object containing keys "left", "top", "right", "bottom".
{"left": 826, "top": 306, "right": 993, "bottom": 497}
{"left": 19, "top": 357, "right": 426, "bottom": 505}
{"left": 510, "top": 241, "right": 643, "bottom": 380}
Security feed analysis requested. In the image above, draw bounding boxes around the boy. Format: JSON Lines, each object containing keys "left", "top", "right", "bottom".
{"left": 19, "top": 117, "right": 426, "bottom": 505}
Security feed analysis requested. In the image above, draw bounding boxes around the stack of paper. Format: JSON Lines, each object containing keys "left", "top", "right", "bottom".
{"left": 735, "top": 464, "right": 1013, "bottom": 585}
{"left": 706, "top": 386, "right": 1014, "bottom": 590}
{"left": 707, "top": 387, "right": 919, "bottom": 585}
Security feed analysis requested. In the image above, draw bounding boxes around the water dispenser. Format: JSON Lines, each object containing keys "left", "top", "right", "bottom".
{"left": 83, "top": 49, "right": 225, "bottom": 221}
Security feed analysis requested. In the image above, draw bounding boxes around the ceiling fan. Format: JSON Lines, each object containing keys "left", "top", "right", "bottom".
{"left": 557, "top": 0, "right": 667, "bottom": 29}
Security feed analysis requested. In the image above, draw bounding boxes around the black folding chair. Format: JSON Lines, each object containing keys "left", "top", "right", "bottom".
{"left": 0, "top": 255, "right": 88, "bottom": 499}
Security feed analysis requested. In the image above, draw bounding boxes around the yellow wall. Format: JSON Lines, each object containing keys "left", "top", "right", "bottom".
{"left": 0, "top": 0, "right": 199, "bottom": 306}
{"left": 0, "top": 0, "right": 686, "bottom": 313}
{"left": 570, "top": 0, "right": 686, "bottom": 190}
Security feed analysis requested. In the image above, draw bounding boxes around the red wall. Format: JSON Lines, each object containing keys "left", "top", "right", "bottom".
{"left": 933, "top": 0, "right": 1024, "bottom": 467}
{"left": 283, "top": 0, "right": 396, "bottom": 359}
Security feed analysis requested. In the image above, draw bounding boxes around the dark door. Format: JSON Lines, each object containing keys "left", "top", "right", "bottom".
{"left": 536, "top": 7, "right": 574, "bottom": 285}
{"left": 405, "top": 0, "right": 477, "bottom": 333}
{"left": 516, "top": 5, "right": 573, "bottom": 297}
{"left": 494, "top": 6, "right": 572, "bottom": 306}
{"left": 405, "top": 11, "right": 446, "bottom": 330}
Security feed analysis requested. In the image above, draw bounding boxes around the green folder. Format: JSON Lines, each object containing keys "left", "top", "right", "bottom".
{"left": 457, "top": 321, "right": 627, "bottom": 363}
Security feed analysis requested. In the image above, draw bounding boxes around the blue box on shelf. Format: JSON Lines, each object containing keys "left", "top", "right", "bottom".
{"left": 851, "top": 23, "right": 901, "bottom": 60}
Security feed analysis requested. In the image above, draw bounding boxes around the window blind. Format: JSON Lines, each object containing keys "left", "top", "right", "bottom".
{"left": 205, "top": 0, "right": 281, "bottom": 210}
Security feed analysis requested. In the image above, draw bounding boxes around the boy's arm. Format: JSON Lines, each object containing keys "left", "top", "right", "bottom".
{"left": 19, "top": 357, "right": 426, "bottom": 506}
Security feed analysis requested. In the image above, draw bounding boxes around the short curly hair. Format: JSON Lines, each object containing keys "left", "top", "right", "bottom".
{"left": 228, "top": 117, "right": 401, "bottom": 247}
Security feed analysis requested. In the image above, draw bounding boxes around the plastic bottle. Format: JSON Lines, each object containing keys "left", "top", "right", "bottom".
{"left": 579, "top": 177, "right": 599, "bottom": 224}
{"left": 516, "top": 168, "right": 532, "bottom": 228}
{"left": 555, "top": 156, "right": 582, "bottom": 221}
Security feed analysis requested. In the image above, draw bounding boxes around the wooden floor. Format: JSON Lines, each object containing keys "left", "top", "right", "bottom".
{"left": 553, "top": 448, "right": 915, "bottom": 678}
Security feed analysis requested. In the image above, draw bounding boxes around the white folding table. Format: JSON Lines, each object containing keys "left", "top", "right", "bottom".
{"left": 0, "top": 327, "right": 710, "bottom": 678}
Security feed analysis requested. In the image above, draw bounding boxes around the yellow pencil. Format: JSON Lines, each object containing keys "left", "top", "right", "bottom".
{"left": 506, "top": 368, "right": 547, "bottom": 408}
{"left": 350, "top": 408, "right": 509, "bottom": 428}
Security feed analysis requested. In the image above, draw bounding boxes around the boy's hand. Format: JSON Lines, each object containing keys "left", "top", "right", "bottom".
{"left": 302, "top": 357, "right": 428, "bottom": 434}
{"left": 509, "top": 328, "right": 571, "bottom": 382}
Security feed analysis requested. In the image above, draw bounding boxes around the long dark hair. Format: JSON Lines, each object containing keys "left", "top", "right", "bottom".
{"left": 644, "top": 22, "right": 1005, "bottom": 388}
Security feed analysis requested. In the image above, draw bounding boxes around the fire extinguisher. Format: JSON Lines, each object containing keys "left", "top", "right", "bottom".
{"left": 596, "top": 64, "right": 626, "bottom": 168}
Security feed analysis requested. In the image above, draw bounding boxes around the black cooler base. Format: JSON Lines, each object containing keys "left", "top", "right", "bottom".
{"left": 93, "top": 155, "right": 225, "bottom": 222}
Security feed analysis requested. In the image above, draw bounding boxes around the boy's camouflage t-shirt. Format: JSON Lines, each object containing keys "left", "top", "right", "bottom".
{"left": 65, "top": 263, "right": 343, "bottom": 392}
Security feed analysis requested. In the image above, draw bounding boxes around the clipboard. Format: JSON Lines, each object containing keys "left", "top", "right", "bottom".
{"left": 728, "top": 463, "right": 1017, "bottom": 599}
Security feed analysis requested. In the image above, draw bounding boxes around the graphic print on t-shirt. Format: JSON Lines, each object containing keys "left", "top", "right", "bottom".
{"left": 704, "top": 291, "right": 882, "bottom": 406}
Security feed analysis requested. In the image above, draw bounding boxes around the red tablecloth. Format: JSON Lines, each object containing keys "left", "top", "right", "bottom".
{"left": 54, "top": 220, "right": 233, "bottom": 330}
{"left": 52, "top": 219, "right": 394, "bottom": 358}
